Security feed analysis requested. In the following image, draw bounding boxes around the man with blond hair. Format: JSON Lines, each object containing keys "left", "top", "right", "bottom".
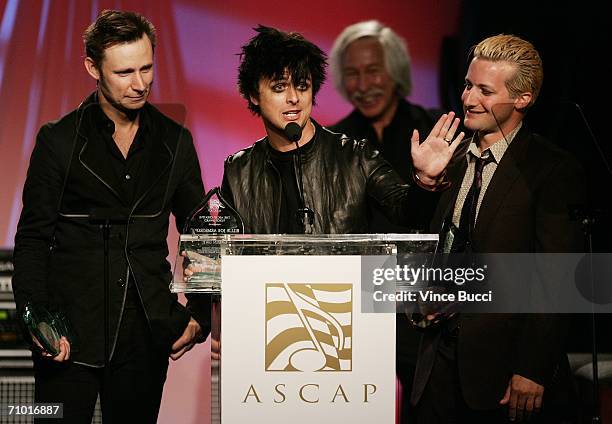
{"left": 411, "top": 34, "right": 583, "bottom": 423}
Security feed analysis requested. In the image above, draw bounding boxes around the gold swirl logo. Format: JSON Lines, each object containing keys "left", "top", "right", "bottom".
{"left": 265, "top": 283, "right": 352, "bottom": 372}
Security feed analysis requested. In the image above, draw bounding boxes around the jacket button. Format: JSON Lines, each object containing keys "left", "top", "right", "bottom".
{"left": 117, "top": 278, "right": 125, "bottom": 288}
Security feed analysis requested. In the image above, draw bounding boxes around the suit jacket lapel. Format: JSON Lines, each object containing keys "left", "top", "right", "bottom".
{"left": 439, "top": 160, "right": 467, "bottom": 231}
{"left": 130, "top": 107, "right": 174, "bottom": 215}
{"left": 473, "top": 127, "right": 530, "bottom": 239}
{"left": 76, "top": 102, "right": 175, "bottom": 212}
{"left": 77, "top": 118, "right": 125, "bottom": 204}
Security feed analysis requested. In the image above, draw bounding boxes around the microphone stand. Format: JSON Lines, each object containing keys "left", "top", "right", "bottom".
{"left": 571, "top": 102, "right": 611, "bottom": 423}
{"left": 293, "top": 139, "right": 314, "bottom": 234}
{"left": 284, "top": 122, "right": 315, "bottom": 234}
{"left": 586, "top": 217, "right": 600, "bottom": 424}
{"left": 573, "top": 207, "right": 603, "bottom": 424}
{"left": 89, "top": 209, "right": 128, "bottom": 420}
{"left": 561, "top": 102, "right": 612, "bottom": 423}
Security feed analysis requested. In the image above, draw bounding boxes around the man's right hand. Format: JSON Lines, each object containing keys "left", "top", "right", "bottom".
{"left": 411, "top": 111, "right": 464, "bottom": 186}
{"left": 181, "top": 250, "right": 221, "bottom": 281}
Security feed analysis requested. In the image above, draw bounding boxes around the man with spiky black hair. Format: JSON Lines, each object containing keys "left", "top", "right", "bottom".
{"left": 237, "top": 25, "right": 326, "bottom": 117}
{"left": 222, "top": 25, "right": 462, "bottom": 234}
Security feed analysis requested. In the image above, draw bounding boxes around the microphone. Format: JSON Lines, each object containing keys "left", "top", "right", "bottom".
{"left": 284, "top": 122, "right": 302, "bottom": 142}
{"left": 283, "top": 122, "right": 314, "bottom": 234}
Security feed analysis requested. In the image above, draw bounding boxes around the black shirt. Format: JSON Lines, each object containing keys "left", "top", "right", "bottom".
{"left": 268, "top": 131, "right": 317, "bottom": 234}
{"left": 92, "top": 105, "right": 148, "bottom": 207}
{"left": 91, "top": 104, "right": 152, "bottom": 304}
{"left": 329, "top": 99, "right": 440, "bottom": 233}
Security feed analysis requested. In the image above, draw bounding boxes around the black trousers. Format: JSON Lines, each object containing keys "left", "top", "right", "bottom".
{"left": 413, "top": 329, "right": 509, "bottom": 424}
{"left": 414, "top": 326, "right": 575, "bottom": 424}
{"left": 33, "top": 297, "right": 169, "bottom": 424}
{"left": 397, "top": 314, "right": 420, "bottom": 424}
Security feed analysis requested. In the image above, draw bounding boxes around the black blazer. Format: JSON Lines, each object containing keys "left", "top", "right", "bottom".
{"left": 13, "top": 94, "right": 208, "bottom": 365}
{"left": 411, "top": 126, "right": 585, "bottom": 410}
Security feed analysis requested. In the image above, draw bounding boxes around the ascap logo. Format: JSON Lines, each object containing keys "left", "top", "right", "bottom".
{"left": 265, "top": 283, "right": 352, "bottom": 372}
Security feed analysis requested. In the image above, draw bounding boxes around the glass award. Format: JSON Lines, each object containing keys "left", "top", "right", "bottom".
{"left": 22, "top": 302, "right": 74, "bottom": 356}
{"left": 183, "top": 187, "right": 244, "bottom": 235}
{"left": 173, "top": 187, "right": 244, "bottom": 293}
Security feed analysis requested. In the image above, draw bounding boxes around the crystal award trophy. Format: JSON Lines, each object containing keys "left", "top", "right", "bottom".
{"left": 173, "top": 187, "right": 245, "bottom": 292}
{"left": 183, "top": 187, "right": 244, "bottom": 235}
{"left": 22, "top": 302, "right": 75, "bottom": 356}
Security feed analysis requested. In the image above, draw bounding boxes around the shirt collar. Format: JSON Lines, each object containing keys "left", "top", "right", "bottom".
{"left": 467, "top": 122, "right": 523, "bottom": 163}
{"left": 267, "top": 120, "right": 319, "bottom": 159}
{"left": 88, "top": 94, "right": 150, "bottom": 145}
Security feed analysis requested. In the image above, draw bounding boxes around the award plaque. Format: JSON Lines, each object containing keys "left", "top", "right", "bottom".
{"left": 183, "top": 187, "right": 244, "bottom": 235}
{"left": 173, "top": 187, "right": 245, "bottom": 293}
{"left": 22, "top": 302, "right": 74, "bottom": 356}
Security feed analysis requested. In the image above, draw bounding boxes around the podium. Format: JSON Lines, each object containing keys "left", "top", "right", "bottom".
{"left": 172, "top": 234, "right": 438, "bottom": 424}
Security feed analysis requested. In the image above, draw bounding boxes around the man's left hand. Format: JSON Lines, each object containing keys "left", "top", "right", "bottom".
{"left": 500, "top": 374, "right": 544, "bottom": 422}
{"left": 170, "top": 318, "right": 203, "bottom": 361}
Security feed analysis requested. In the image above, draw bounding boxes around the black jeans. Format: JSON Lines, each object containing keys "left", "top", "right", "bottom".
{"left": 34, "top": 297, "right": 169, "bottom": 424}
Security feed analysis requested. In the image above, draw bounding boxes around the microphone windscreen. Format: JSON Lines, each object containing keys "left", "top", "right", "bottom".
{"left": 284, "top": 122, "right": 302, "bottom": 142}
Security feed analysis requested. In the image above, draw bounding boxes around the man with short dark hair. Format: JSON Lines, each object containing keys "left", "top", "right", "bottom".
{"left": 221, "top": 28, "right": 462, "bottom": 424}
{"left": 13, "top": 10, "right": 208, "bottom": 423}
{"left": 222, "top": 25, "right": 459, "bottom": 239}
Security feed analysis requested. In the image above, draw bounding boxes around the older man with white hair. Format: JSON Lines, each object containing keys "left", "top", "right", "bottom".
{"left": 329, "top": 20, "right": 440, "bottom": 234}
{"left": 328, "top": 20, "right": 443, "bottom": 423}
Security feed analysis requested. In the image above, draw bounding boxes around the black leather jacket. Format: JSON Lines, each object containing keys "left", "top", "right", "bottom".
{"left": 221, "top": 120, "right": 426, "bottom": 233}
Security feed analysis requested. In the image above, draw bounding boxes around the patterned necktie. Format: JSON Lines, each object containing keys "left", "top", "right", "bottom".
{"left": 455, "top": 149, "right": 495, "bottom": 250}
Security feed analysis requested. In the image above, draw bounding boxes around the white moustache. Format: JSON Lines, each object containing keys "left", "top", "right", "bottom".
{"left": 351, "top": 88, "right": 385, "bottom": 102}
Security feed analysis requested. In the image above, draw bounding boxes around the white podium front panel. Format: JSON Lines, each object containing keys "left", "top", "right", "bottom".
{"left": 221, "top": 255, "right": 395, "bottom": 423}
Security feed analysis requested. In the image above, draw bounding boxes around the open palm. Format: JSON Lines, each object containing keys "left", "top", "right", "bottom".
{"left": 411, "top": 112, "right": 464, "bottom": 183}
